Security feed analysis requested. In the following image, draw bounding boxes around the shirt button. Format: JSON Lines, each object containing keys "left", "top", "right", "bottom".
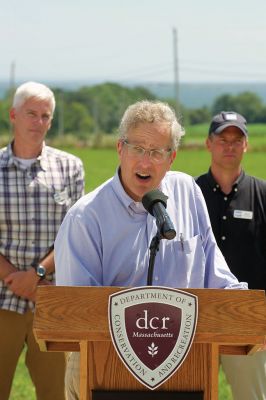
{"left": 222, "top": 216, "right": 227, "bottom": 220}
{"left": 224, "top": 197, "right": 228, "bottom": 201}
{"left": 221, "top": 236, "right": 226, "bottom": 241}
{"left": 234, "top": 188, "right": 238, "bottom": 192}
{"left": 213, "top": 188, "right": 217, "bottom": 192}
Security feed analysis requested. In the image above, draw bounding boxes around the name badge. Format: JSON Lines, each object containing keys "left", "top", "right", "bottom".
{"left": 233, "top": 210, "right": 253, "bottom": 220}
{"left": 53, "top": 188, "right": 70, "bottom": 205}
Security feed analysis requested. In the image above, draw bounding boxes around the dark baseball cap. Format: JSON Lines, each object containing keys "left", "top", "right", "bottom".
{"left": 208, "top": 111, "right": 248, "bottom": 137}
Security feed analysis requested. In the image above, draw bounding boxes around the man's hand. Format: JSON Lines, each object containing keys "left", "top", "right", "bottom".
{"left": 4, "top": 268, "right": 52, "bottom": 301}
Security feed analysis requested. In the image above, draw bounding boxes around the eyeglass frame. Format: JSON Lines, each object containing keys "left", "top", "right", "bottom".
{"left": 122, "top": 139, "right": 173, "bottom": 163}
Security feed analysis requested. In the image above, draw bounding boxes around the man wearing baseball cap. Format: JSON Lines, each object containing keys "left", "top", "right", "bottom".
{"left": 196, "top": 111, "right": 266, "bottom": 399}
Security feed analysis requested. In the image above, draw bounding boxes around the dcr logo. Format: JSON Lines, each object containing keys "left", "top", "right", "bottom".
{"left": 136, "top": 309, "right": 170, "bottom": 330}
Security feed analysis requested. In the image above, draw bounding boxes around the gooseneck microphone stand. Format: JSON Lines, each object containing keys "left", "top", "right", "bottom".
{"left": 142, "top": 189, "right": 176, "bottom": 285}
{"left": 147, "top": 230, "right": 161, "bottom": 285}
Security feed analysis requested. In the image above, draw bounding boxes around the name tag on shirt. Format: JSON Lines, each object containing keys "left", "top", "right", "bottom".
{"left": 54, "top": 188, "right": 70, "bottom": 205}
{"left": 233, "top": 210, "right": 253, "bottom": 220}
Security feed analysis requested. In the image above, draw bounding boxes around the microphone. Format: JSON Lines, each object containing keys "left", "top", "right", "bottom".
{"left": 142, "top": 189, "right": 176, "bottom": 240}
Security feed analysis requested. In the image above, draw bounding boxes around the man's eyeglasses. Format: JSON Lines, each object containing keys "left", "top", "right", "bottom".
{"left": 122, "top": 140, "right": 172, "bottom": 163}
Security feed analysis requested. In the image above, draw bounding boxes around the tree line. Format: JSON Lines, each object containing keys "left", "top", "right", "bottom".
{"left": 1, "top": 82, "right": 266, "bottom": 138}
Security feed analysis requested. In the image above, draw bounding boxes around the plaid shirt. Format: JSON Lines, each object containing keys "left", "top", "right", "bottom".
{"left": 0, "top": 143, "right": 85, "bottom": 314}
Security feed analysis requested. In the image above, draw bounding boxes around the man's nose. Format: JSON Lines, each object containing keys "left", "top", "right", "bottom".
{"left": 226, "top": 142, "right": 235, "bottom": 149}
{"left": 33, "top": 116, "right": 44, "bottom": 125}
{"left": 139, "top": 151, "right": 153, "bottom": 165}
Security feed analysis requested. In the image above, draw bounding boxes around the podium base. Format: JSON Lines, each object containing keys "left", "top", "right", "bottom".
{"left": 92, "top": 390, "right": 204, "bottom": 400}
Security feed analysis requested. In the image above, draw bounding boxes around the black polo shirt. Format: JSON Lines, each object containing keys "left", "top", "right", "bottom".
{"left": 196, "top": 169, "right": 266, "bottom": 290}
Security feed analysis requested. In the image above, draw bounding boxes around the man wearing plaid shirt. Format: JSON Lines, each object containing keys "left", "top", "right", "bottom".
{"left": 0, "top": 81, "right": 85, "bottom": 399}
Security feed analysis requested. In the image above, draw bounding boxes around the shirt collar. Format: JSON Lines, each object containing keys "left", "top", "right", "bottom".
{"left": 37, "top": 144, "right": 49, "bottom": 171}
{"left": 111, "top": 168, "right": 147, "bottom": 215}
{"left": 207, "top": 168, "right": 245, "bottom": 191}
{"left": 158, "top": 177, "right": 169, "bottom": 198}
{"left": 0, "top": 142, "right": 48, "bottom": 171}
{"left": 111, "top": 168, "right": 170, "bottom": 216}
{"left": 0, "top": 143, "right": 14, "bottom": 167}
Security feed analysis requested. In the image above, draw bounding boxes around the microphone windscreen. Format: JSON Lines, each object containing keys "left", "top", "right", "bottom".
{"left": 142, "top": 189, "right": 168, "bottom": 215}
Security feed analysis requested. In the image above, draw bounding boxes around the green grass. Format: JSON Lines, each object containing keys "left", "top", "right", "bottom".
{"left": 64, "top": 147, "right": 266, "bottom": 193}
{"left": 12, "top": 143, "right": 266, "bottom": 399}
{"left": 219, "top": 367, "right": 233, "bottom": 399}
{"left": 185, "top": 123, "right": 266, "bottom": 137}
{"left": 10, "top": 349, "right": 35, "bottom": 399}
{"left": 173, "top": 148, "right": 266, "bottom": 180}
{"left": 181, "top": 123, "right": 266, "bottom": 150}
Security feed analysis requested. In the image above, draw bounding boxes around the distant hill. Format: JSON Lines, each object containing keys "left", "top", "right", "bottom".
{"left": 142, "top": 82, "right": 266, "bottom": 108}
{"left": 1, "top": 80, "right": 266, "bottom": 109}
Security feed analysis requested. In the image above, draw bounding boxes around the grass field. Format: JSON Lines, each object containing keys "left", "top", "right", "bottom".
{"left": 10, "top": 140, "right": 266, "bottom": 399}
{"left": 66, "top": 146, "right": 266, "bottom": 193}
{"left": 183, "top": 123, "right": 266, "bottom": 148}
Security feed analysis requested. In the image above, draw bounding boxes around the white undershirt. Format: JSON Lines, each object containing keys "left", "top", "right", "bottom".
{"left": 13, "top": 157, "right": 37, "bottom": 169}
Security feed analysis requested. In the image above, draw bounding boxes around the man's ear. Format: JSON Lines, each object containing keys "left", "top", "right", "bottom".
{"left": 9, "top": 108, "right": 16, "bottom": 123}
{"left": 117, "top": 140, "right": 123, "bottom": 159}
{"left": 206, "top": 137, "right": 212, "bottom": 152}
{"left": 243, "top": 139, "right": 248, "bottom": 153}
{"left": 167, "top": 150, "right": 176, "bottom": 171}
{"left": 170, "top": 150, "right": 176, "bottom": 165}
{"left": 47, "top": 119, "right": 52, "bottom": 131}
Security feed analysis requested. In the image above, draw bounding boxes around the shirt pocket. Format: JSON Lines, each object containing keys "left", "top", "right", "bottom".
{"left": 172, "top": 234, "right": 206, "bottom": 287}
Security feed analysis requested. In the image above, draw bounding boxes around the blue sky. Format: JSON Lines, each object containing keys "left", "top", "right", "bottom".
{"left": 1, "top": 0, "right": 266, "bottom": 83}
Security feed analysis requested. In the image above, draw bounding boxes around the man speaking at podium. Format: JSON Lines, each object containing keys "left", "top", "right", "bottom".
{"left": 55, "top": 100, "right": 247, "bottom": 399}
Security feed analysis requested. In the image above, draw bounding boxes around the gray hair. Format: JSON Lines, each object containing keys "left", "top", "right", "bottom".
{"left": 12, "top": 81, "right": 56, "bottom": 115}
{"left": 118, "top": 100, "right": 185, "bottom": 150}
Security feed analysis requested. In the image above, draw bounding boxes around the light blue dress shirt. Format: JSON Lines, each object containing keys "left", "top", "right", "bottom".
{"left": 55, "top": 170, "right": 247, "bottom": 289}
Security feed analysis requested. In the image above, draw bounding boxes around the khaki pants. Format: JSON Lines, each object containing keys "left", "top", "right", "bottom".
{"left": 65, "top": 352, "right": 80, "bottom": 400}
{"left": 221, "top": 352, "right": 266, "bottom": 400}
{"left": 0, "top": 309, "right": 66, "bottom": 400}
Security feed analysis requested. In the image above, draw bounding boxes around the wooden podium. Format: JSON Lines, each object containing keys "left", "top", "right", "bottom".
{"left": 33, "top": 287, "right": 266, "bottom": 400}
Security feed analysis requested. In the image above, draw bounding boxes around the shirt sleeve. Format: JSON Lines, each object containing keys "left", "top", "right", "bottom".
{"left": 55, "top": 206, "right": 103, "bottom": 286}
{"left": 72, "top": 158, "right": 85, "bottom": 203}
